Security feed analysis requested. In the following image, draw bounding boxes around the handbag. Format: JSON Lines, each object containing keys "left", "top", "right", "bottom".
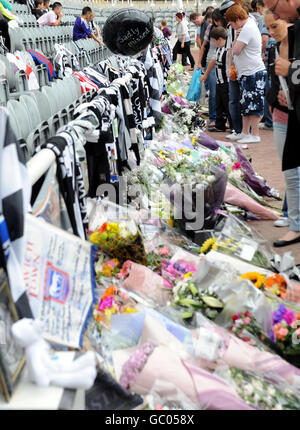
{"left": 186, "top": 68, "right": 202, "bottom": 101}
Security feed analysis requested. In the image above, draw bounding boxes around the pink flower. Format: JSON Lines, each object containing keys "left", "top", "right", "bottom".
{"left": 232, "top": 161, "right": 241, "bottom": 170}
{"left": 98, "top": 296, "right": 115, "bottom": 311}
{"left": 117, "top": 260, "right": 132, "bottom": 279}
{"left": 277, "top": 327, "right": 289, "bottom": 340}
{"left": 235, "top": 319, "right": 243, "bottom": 327}
{"left": 157, "top": 246, "right": 170, "bottom": 256}
{"left": 243, "top": 317, "right": 250, "bottom": 325}
{"left": 282, "top": 309, "right": 295, "bottom": 325}
{"left": 163, "top": 279, "right": 173, "bottom": 289}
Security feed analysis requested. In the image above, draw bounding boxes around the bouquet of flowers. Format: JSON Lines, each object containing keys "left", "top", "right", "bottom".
{"left": 269, "top": 304, "right": 300, "bottom": 367}
{"left": 230, "top": 305, "right": 300, "bottom": 367}
{"left": 94, "top": 255, "right": 121, "bottom": 281}
{"left": 201, "top": 214, "right": 274, "bottom": 269}
{"left": 240, "top": 272, "right": 288, "bottom": 300}
{"left": 215, "top": 366, "right": 300, "bottom": 410}
{"left": 229, "top": 311, "right": 273, "bottom": 352}
{"left": 171, "top": 277, "right": 224, "bottom": 321}
{"left": 90, "top": 220, "right": 147, "bottom": 265}
{"left": 119, "top": 342, "right": 157, "bottom": 390}
{"left": 93, "top": 285, "right": 138, "bottom": 330}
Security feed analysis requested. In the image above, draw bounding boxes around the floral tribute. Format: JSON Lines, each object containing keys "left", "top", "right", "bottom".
{"left": 93, "top": 285, "right": 137, "bottom": 330}
{"left": 239, "top": 272, "right": 287, "bottom": 299}
{"left": 89, "top": 221, "right": 147, "bottom": 265}
{"left": 230, "top": 306, "right": 300, "bottom": 367}
{"left": 227, "top": 367, "right": 300, "bottom": 410}
{"left": 240, "top": 272, "right": 266, "bottom": 289}
{"left": 269, "top": 304, "right": 300, "bottom": 365}
{"left": 171, "top": 278, "right": 224, "bottom": 321}
{"left": 119, "top": 342, "right": 157, "bottom": 390}
{"left": 229, "top": 311, "right": 271, "bottom": 351}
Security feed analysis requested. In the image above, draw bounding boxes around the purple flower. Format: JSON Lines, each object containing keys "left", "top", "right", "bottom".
{"left": 269, "top": 330, "right": 275, "bottom": 344}
{"left": 119, "top": 342, "right": 155, "bottom": 389}
{"left": 272, "top": 304, "right": 286, "bottom": 325}
{"left": 219, "top": 164, "right": 226, "bottom": 170}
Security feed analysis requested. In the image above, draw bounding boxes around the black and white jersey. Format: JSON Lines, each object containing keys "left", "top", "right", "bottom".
{"left": 215, "top": 47, "right": 228, "bottom": 85}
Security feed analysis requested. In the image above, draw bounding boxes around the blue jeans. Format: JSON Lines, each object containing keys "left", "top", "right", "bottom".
{"left": 282, "top": 194, "right": 288, "bottom": 218}
{"left": 264, "top": 77, "right": 273, "bottom": 128}
{"left": 228, "top": 80, "right": 242, "bottom": 134}
{"left": 273, "top": 121, "right": 288, "bottom": 218}
{"left": 205, "top": 66, "right": 216, "bottom": 123}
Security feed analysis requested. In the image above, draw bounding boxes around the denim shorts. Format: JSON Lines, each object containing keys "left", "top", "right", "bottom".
{"left": 239, "top": 70, "right": 266, "bottom": 116}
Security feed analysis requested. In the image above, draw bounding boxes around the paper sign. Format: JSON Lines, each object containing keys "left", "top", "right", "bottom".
{"left": 238, "top": 238, "right": 258, "bottom": 262}
{"left": 23, "top": 214, "right": 96, "bottom": 349}
{"left": 193, "top": 327, "right": 222, "bottom": 361}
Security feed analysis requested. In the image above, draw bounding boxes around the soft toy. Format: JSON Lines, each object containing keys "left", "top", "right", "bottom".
{"left": 11, "top": 318, "right": 97, "bottom": 390}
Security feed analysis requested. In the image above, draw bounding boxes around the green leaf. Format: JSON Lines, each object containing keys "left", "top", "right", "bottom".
{"left": 178, "top": 298, "right": 199, "bottom": 307}
{"left": 188, "top": 284, "right": 198, "bottom": 296}
{"left": 201, "top": 296, "right": 224, "bottom": 308}
{"left": 181, "top": 311, "right": 194, "bottom": 319}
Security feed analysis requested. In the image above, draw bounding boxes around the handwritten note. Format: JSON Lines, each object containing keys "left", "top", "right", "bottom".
{"left": 23, "top": 215, "right": 96, "bottom": 349}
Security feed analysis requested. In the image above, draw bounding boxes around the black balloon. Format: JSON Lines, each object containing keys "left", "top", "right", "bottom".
{"left": 102, "top": 8, "right": 154, "bottom": 56}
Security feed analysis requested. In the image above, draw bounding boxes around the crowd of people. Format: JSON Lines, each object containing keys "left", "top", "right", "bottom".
{"left": 0, "top": 0, "right": 102, "bottom": 51}
{"left": 178, "top": 0, "right": 300, "bottom": 250}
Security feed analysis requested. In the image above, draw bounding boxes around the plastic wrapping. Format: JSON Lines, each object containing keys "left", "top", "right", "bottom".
{"left": 233, "top": 144, "right": 277, "bottom": 198}
{"left": 186, "top": 69, "right": 202, "bottom": 102}
{"left": 211, "top": 214, "right": 275, "bottom": 269}
{"left": 89, "top": 200, "right": 147, "bottom": 265}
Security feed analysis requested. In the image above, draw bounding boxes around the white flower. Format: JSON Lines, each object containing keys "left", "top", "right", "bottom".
{"left": 267, "top": 386, "right": 276, "bottom": 396}
{"left": 252, "top": 380, "right": 263, "bottom": 391}
{"left": 244, "top": 384, "right": 254, "bottom": 397}
{"left": 273, "top": 404, "right": 283, "bottom": 410}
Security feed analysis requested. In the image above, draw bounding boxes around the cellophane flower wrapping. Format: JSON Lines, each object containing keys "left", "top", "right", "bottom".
{"left": 190, "top": 312, "right": 300, "bottom": 386}
{"left": 214, "top": 365, "right": 300, "bottom": 410}
{"left": 88, "top": 200, "right": 147, "bottom": 265}
{"left": 212, "top": 214, "right": 274, "bottom": 269}
{"left": 233, "top": 144, "right": 279, "bottom": 199}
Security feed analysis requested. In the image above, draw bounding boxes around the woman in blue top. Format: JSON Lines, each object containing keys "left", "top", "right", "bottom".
{"left": 73, "top": 6, "right": 102, "bottom": 47}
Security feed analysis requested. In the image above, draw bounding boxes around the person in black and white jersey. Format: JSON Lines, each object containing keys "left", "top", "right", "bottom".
{"left": 200, "top": 26, "right": 232, "bottom": 132}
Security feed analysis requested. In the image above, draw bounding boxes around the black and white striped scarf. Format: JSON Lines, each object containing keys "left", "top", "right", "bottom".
{"left": 40, "top": 133, "right": 88, "bottom": 240}
{"left": 0, "top": 107, "right": 33, "bottom": 318}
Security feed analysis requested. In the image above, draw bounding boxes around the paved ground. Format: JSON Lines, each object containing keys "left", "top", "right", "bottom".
{"left": 182, "top": 51, "right": 300, "bottom": 265}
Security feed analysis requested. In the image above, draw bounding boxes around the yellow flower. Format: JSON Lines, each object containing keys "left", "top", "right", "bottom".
{"left": 177, "top": 149, "right": 185, "bottom": 154}
{"left": 200, "top": 237, "right": 217, "bottom": 254}
{"left": 240, "top": 272, "right": 266, "bottom": 289}
{"left": 106, "top": 223, "right": 120, "bottom": 234}
{"left": 89, "top": 232, "right": 101, "bottom": 245}
{"left": 184, "top": 272, "right": 192, "bottom": 279}
{"left": 169, "top": 219, "right": 173, "bottom": 228}
{"left": 212, "top": 243, "right": 218, "bottom": 251}
{"left": 124, "top": 307, "right": 137, "bottom": 314}
{"left": 191, "top": 137, "right": 197, "bottom": 146}
{"left": 102, "top": 264, "right": 113, "bottom": 277}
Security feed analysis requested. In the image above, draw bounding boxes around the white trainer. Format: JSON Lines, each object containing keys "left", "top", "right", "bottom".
{"left": 274, "top": 217, "right": 289, "bottom": 227}
{"left": 226, "top": 131, "right": 237, "bottom": 140}
{"left": 230, "top": 132, "right": 248, "bottom": 142}
{"left": 237, "top": 135, "right": 261, "bottom": 144}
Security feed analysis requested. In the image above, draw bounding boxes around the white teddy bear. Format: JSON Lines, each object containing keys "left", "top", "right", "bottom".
{"left": 11, "top": 318, "right": 97, "bottom": 390}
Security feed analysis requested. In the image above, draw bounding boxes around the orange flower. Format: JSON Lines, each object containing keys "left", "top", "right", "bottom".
{"left": 98, "top": 222, "right": 108, "bottom": 233}
{"left": 265, "top": 274, "right": 287, "bottom": 298}
{"left": 100, "top": 284, "right": 119, "bottom": 300}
